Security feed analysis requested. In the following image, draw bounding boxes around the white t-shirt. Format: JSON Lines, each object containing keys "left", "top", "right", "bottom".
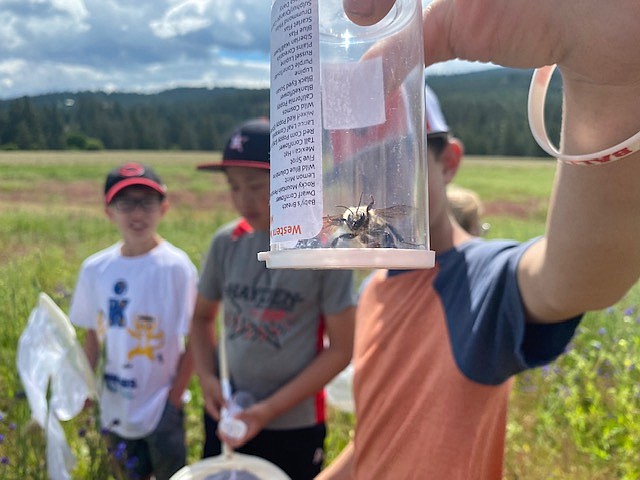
{"left": 70, "top": 240, "right": 197, "bottom": 438}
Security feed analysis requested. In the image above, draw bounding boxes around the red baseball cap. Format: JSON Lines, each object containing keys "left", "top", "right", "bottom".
{"left": 104, "top": 162, "right": 166, "bottom": 204}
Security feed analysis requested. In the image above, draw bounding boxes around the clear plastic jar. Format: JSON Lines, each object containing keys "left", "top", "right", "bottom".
{"left": 263, "top": 0, "right": 433, "bottom": 269}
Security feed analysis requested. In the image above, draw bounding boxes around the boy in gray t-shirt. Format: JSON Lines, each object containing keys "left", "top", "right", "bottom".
{"left": 190, "top": 118, "right": 355, "bottom": 480}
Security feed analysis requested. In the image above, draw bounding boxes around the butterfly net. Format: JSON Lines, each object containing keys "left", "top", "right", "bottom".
{"left": 170, "top": 452, "right": 290, "bottom": 480}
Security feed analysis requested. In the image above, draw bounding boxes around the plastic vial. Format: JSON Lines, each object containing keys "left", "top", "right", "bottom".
{"left": 262, "top": 0, "right": 434, "bottom": 269}
{"left": 218, "top": 391, "right": 255, "bottom": 441}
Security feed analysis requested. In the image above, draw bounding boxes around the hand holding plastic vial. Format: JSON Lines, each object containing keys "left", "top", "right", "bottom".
{"left": 218, "top": 391, "right": 256, "bottom": 441}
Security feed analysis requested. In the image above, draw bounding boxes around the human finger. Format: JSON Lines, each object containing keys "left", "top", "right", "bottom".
{"left": 202, "top": 379, "right": 225, "bottom": 420}
{"left": 342, "top": 0, "right": 396, "bottom": 26}
{"left": 204, "top": 396, "right": 222, "bottom": 421}
{"left": 423, "top": 0, "right": 560, "bottom": 68}
{"left": 343, "top": 0, "right": 555, "bottom": 70}
{"left": 423, "top": 0, "right": 640, "bottom": 86}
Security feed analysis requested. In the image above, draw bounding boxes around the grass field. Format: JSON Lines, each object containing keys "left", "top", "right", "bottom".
{"left": 1, "top": 151, "right": 639, "bottom": 479}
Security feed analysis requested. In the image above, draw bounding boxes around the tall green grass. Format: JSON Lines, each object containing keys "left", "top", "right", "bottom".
{"left": 1, "top": 152, "right": 638, "bottom": 479}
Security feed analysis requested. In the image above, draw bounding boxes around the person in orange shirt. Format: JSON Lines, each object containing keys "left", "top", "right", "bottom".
{"left": 318, "top": 0, "right": 640, "bottom": 478}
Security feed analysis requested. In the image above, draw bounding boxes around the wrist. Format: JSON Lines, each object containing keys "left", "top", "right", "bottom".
{"left": 168, "top": 390, "right": 184, "bottom": 407}
{"left": 529, "top": 65, "right": 640, "bottom": 164}
{"left": 255, "top": 399, "right": 279, "bottom": 425}
{"left": 561, "top": 71, "right": 640, "bottom": 156}
{"left": 196, "top": 369, "right": 217, "bottom": 385}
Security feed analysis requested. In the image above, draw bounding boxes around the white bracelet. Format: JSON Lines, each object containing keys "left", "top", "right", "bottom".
{"left": 528, "top": 64, "right": 640, "bottom": 165}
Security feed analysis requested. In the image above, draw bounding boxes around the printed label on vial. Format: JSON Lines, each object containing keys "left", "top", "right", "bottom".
{"left": 270, "top": 0, "right": 323, "bottom": 244}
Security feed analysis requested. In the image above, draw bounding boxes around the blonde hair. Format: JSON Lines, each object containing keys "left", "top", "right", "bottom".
{"left": 447, "top": 185, "right": 485, "bottom": 235}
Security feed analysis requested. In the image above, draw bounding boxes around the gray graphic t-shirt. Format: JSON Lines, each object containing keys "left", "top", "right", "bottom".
{"left": 198, "top": 219, "right": 354, "bottom": 429}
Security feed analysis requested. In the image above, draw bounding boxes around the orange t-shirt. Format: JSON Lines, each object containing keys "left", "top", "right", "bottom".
{"left": 353, "top": 269, "right": 512, "bottom": 479}
{"left": 351, "top": 239, "right": 581, "bottom": 479}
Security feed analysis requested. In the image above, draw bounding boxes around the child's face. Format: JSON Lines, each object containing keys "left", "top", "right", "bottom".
{"left": 106, "top": 186, "right": 167, "bottom": 245}
{"left": 225, "top": 167, "right": 270, "bottom": 231}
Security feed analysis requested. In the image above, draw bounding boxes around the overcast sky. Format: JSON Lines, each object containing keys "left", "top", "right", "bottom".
{"left": 0, "top": 0, "right": 494, "bottom": 100}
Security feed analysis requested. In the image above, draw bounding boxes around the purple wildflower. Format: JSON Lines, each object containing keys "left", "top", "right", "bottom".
{"left": 0, "top": 434, "right": 4, "bottom": 444}
{"left": 125, "top": 456, "right": 139, "bottom": 471}
{"left": 1, "top": 457, "right": 9, "bottom": 465}
{"left": 624, "top": 306, "right": 636, "bottom": 316}
{"left": 114, "top": 442, "right": 127, "bottom": 460}
{"left": 598, "top": 327, "right": 606, "bottom": 335}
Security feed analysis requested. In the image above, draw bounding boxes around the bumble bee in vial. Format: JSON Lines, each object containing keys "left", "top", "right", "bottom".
{"left": 325, "top": 194, "right": 414, "bottom": 248}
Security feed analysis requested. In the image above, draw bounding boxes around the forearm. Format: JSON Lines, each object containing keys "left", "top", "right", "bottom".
{"left": 168, "top": 340, "right": 194, "bottom": 405}
{"left": 190, "top": 294, "right": 221, "bottom": 379}
{"left": 520, "top": 79, "right": 640, "bottom": 321}
{"left": 261, "top": 339, "right": 352, "bottom": 421}
{"left": 83, "top": 330, "right": 100, "bottom": 371}
{"left": 316, "top": 441, "right": 354, "bottom": 480}
{"left": 261, "top": 306, "right": 354, "bottom": 421}
{"left": 190, "top": 317, "right": 217, "bottom": 381}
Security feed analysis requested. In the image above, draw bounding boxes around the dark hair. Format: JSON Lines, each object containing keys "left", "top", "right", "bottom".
{"left": 427, "top": 133, "right": 449, "bottom": 157}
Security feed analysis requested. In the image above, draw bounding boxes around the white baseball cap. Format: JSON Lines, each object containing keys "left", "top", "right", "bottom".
{"left": 425, "top": 84, "right": 449, "bottom": 135}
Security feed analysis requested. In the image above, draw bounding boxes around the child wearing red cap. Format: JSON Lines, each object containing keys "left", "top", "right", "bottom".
{"left": 69, "top": 162, "right": 197, "bottom": 480}
{"left": 191, "top": 118, "right": 356, "bottom": 479}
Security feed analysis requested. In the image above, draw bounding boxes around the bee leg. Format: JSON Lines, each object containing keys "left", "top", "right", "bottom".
{"left": 386, "top": 224, "right": 420, "bottom": 247}
{"left": 382, "top": 232, "right": 397, "bottom": 248}
{"left": 386, "top": 224, "right": 407, "bottom": 246}
{"left": 295, "top": 237, "right": 322, "bottom": 249}
{"left": 364, "top": 235, "right": 381, "bottom": 248}
{"left": 331, "top": 233, "right": 357, "bottom": 248}
{"left": 368, "top": 230, "right": 394, "bottom": 248}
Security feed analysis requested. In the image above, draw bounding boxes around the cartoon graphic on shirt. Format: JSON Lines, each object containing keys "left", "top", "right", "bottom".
{"left": 126, "top": 314, "right": 165, "bottom": 361}
{"left": 109, "top": 280, "right": 128, "bottom": 327}
{"left": 109, "top": 298, "right": 128, "bottom": 327}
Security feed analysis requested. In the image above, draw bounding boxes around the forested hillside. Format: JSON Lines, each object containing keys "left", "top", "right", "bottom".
{"left": 429, "top": 68, "right": 562, "bottom": 156}
{"left": 0, "top": 67, "right": 562, "bottom": 156}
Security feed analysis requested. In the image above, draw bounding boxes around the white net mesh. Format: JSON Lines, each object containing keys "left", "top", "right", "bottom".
{"left": 203, "top": 471, "right": 262, "bottom": 480}
{"left": 170, "top": 453, "right": 290, "bottom": 480}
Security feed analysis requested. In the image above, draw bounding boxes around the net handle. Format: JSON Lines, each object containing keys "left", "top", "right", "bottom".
{"left": 218, "top": 317, "right": 233, "bottom": 458}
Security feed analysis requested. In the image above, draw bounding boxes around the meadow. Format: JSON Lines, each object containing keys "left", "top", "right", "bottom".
{"left": 1, "top": 151, "right": 639, "bottom": 479}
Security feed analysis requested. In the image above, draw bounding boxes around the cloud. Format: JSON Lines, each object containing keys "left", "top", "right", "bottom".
{"left": 0, "top": 0, "right": 489, "bottom": 100}
{"left": 0, "top": 0, "right": 273, "bottom": 98}
{"left": 150, "top": 1, "right": 213, "bottom": 39}
{"left": 150, "top": 0, "right": 270, "bottom": 51}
